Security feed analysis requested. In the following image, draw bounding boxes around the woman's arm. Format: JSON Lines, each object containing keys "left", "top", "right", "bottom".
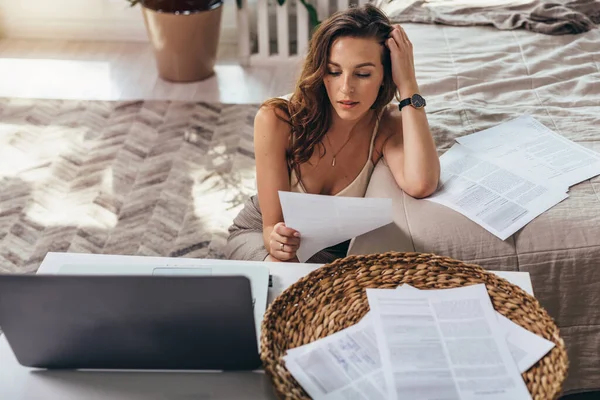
{"left": 383, "top": 24, "right": 440, "bottom": 198}
{"left": 382, "top": 92, "right": 440, "bottom": 199}
{"left": 254, "top": 105, "right": 300, "bottom": 260}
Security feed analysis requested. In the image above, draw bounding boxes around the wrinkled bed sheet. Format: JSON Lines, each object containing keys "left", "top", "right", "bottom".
{"left": 380, "top": 0, "right": 600, "bottom": 35}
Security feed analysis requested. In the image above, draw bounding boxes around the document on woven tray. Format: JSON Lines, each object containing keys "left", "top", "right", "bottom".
{"left": 395, "top": 285, "right": 555, "bottom": 374}
{"left": 456, "top": 115, "right": 600, "bottom": 192}
{"left": 367, "top": 284, "right": 532, "bottom": 400}
{"left": 425, "top": 143, "right": 568, "bottom": 240}
{"left": 283, "top": 313, "right": 387, "bottom": 400}
{"left": 282, "top": 285, "right": 553, "bottom": 400}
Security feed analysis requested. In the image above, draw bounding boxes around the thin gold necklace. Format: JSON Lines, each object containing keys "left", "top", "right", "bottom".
{"left": 326, "top": 112, "right": 375, "bottom": 167}
{"left": 326, "top": 131, "right": 355, "bottom": 167}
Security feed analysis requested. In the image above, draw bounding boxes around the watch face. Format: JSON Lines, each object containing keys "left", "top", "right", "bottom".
{"left": 411, "top": 94, "right": 426, "bottom": 108}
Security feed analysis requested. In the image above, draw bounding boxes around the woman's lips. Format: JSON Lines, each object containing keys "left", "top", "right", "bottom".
{"left": 338, "top": 101, "right": 359, "bottom": 109}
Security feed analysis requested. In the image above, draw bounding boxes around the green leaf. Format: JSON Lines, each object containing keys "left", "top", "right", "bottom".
{"left": 276, "top": 0, "right": 286, "bottom": 6}
{"left": 299, "top": 0, "right": 320, "bottom": 29}
{"left": 236, "top": 0, "right": 243, "bottom": 9}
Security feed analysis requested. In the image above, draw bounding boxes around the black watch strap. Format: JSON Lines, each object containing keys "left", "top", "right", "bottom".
{"left": 398, "top": 98, "right": 412, "bottom": 111}
{"left": 399, "top": 94, "right": 426, "bottom": 111}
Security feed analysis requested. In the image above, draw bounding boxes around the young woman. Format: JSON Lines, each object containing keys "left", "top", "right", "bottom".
{"left": 225, "top": 4, "right": 440, "bottom": 263}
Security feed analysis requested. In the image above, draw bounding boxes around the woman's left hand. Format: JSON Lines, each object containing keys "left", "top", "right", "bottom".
{"left": 386, "top": 24, "right": 418, "bottom": 91}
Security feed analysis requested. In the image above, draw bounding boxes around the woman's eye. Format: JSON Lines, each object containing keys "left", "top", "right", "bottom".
{"left": 327, "top": 70, "right": 370, "bottom": 77}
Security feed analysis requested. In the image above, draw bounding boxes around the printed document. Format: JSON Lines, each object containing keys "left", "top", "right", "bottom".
{"left": 397, "top": 285, "right": 555, "bottom": 374}
{"left": 282, "top": 284, "right": 553, "bottom": 399}
{"left": 283, "top": 315, "right": 386, "bottom": 400}
{"left": 426, "top": 144, "right": 568, "bottom": 240}
{"left": 456, "top": 115, "right": 600, "bottom": 192}
{"left": 367, "top": 284, "right": 532, "bottom": 400}
{"left": 279, "top": 191, "right": 392, "bottom": 262}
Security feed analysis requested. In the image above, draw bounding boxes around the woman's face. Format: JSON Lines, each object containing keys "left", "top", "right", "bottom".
{"left": 323, "top": 36, "right": 385, "bottom": 121}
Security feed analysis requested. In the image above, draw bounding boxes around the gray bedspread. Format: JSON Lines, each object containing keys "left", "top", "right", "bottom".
{"left": 379, "top": 0, "right": 600, "bottom": 35}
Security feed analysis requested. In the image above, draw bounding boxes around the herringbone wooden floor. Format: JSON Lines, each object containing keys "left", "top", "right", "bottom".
{"left": 0, "top": 98, "right": 259, "bottom": 273}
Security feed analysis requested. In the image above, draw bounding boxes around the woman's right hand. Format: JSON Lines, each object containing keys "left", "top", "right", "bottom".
{"left": 269, "top": 222, "right": 301, "bottom": 261}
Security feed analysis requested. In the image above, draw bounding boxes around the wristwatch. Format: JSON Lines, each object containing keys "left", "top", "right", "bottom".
{"left": 398, "top": 93, "right": 426, "bottom": 111}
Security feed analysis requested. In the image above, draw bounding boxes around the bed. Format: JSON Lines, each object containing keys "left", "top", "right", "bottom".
{"left": 349, "top": 2, "right": 600, "bottom": 394}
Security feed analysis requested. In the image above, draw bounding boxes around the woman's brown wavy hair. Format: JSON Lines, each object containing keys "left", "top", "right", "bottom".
{"left": 262, "top": 4, "right": 396, "bottom": 181}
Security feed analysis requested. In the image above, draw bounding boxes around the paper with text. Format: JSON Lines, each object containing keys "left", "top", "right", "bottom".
{"left": 282, "top": 284, "right": 551, "bottom": 399}
{"left": 367, "top": 284, "right": 532, "bottom": 400}
{"left": 279, "top": 191, "right": 392, "bottom": 262}
{"left": 398, "top": 285, "right": 555, "bottom": 374}
{"left": 426, "top": 144, "right": 568, "bottom": 240}
{"left": 283, "top": 314, "right": 386, "bottom": 400}
{"left": 456, "top": 115, "right": 600, "bottom": 192}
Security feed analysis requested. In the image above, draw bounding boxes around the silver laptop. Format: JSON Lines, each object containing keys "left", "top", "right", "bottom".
{"left": 57, "top": 263, "right": 270, "bottom": 344}
{"left": 0, "top": 273, "right": 262, "bottom": 371}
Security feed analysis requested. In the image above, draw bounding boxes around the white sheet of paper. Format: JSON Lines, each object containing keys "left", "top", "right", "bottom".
{"left": 279, "top": 191, "right": 392, "bottom": 263}
{"left": 426, "top": 143, "right": 568, "bottom": 240}
{"left": 283, "top": 315, "right": 386, "bottom": 400}
{"left": 497, "top": 314, "right": 555, "bottom": 373}
{"left": 367, "top": 284, "right": 532, "bottom": 400}
{"left": 283, "top": 283, "right": 551, "bottom": 400}
{"left": 397, "top": 284, "right": 554, "bottom": 374}
{"left": 456, "top": 115, "right": 600, "bottom": 191}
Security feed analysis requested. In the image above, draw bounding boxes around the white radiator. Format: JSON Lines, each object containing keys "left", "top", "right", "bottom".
{"left": 236, "top": 0, "right": 371, "bottom": 65}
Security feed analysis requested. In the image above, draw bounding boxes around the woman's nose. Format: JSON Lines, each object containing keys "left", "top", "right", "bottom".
{"left": 340, "top": 75, "right": 355, "bottom": 94}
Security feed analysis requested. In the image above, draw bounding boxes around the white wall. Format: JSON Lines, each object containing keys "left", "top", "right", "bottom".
{"left": 0, "top": 0, "right": 238, "bottom": 44}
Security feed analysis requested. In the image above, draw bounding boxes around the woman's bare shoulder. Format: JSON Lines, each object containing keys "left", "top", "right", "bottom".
{"left": 255, "top": 102, "right": 292, "bottom": 129}
{"left": 254, "top": 103, "right": 293, "bottom": 149}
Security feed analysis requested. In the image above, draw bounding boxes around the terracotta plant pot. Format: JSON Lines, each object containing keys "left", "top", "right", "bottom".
{"left": 141, "top": 0, "right": 223, "bottom": 82}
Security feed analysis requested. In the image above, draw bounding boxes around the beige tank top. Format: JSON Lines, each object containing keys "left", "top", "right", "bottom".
{"left": 289, "top": 111, "right": 382, "bottom": 198}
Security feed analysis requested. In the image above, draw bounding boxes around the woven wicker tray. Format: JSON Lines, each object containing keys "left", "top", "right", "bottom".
{"left": 260, "top": 252, "right": 568, "bottom": 400}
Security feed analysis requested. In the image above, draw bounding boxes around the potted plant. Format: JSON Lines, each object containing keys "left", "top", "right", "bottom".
{"left": 127, "top": 0, "right": 225, "bottom": 82}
